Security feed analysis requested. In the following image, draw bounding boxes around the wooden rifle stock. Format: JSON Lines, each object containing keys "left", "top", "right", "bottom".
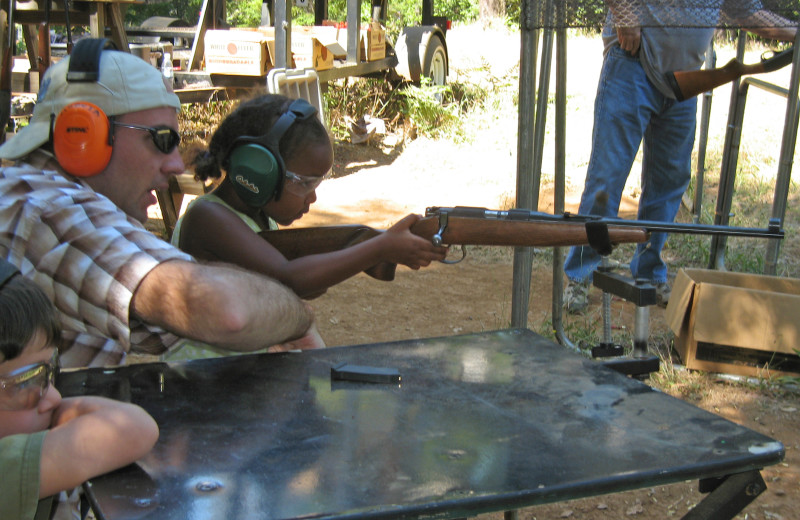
{"left": 666, "top": 47, "right": 794, "bottom": 101}
{"left": 257, "top": 225, "right": 391, "bottom": 279}
{"left": 259, "top": 216, "right": 649, "bottom": 282}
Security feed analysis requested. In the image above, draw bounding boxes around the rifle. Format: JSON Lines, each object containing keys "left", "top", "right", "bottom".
{"left": 259, "top": 206, "right": 784, "bottom": 282}
{"left": 666, "top": 47, "right": 794, "bottom": 102}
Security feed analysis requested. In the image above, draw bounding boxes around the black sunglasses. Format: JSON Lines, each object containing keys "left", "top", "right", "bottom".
{"left": 113, "top": 122, "right": 181, "bottom": 154}
{"left": 0, "top": 349, "right": 59, "bottom": 411}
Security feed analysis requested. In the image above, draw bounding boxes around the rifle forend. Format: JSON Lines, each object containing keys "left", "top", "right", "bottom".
{"left": 665, "top": 47, "right": 794, "bottom": 101}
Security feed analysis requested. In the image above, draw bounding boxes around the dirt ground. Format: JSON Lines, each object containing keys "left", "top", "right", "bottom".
{"left": 148, "top": 24, "right": 800, "bottom": 519}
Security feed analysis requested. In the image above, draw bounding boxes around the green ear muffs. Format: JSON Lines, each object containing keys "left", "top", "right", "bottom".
{"left": 226, "top": 98, "right": 318, "bottom": 207}
{"left": 227, "top": 144, "right": 282, "bottom": 208}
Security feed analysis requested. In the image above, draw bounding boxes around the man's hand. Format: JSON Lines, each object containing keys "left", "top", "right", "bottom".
{"left": 617, "top": 26, "right": 641, "bottom": 55}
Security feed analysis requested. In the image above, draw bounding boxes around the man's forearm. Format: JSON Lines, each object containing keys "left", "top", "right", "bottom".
{"left": 134, "top": 260, "right": 315, "bottom": 351}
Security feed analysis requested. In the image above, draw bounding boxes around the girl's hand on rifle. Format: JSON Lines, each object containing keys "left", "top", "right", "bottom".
{"left": 383, "top": 214, "right": 449, "bottom": 270}
{"left": 616, "top": 26, "right": 641, "bottom": 56}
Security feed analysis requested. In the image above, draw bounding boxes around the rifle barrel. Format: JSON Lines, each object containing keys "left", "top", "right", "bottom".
{"left": 425, "top": 207, "right": 784, "bottom": 239}
{"left": 605, "top": 219, "right": 783, "bottom": 239}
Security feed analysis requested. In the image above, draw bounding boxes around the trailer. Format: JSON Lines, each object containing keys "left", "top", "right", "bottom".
{"left": 0, "top": 0, "right": 449, "bottom": 105}
{"left": 124, "top": 0, "right": 450, "bottom": 103}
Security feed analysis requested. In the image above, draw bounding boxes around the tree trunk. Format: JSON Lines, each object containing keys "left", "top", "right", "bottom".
{"left": 479, "top": 0, "right": 505, "bottom": 24}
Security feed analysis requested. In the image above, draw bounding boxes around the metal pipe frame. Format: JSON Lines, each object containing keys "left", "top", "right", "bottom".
{"left": 510, "top": 0, "right": 542, "bottom": 328}
{"left": 692, "top": 41, "right": 716, "bottom": 223}
{"left": 551, "top": 4, "right": 577, "bottom": 350}
{"left": 708, "top": 31, "right": 800, "bottom": 274}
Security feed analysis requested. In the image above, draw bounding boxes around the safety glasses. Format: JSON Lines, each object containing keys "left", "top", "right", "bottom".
{"left": 113, "top": 122, "right": 181, "bottom": 154}
{"left": 0, "top": 349, "right": 59, "bottom": 411}
{"left": 284, "top": 170, "right": 328, "bottom": 197}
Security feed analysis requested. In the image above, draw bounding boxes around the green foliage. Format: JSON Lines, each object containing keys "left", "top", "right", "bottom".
{"left": 397, "top": 80, "right": 461, "bottom": 137}
{"left": 122, "top": 0, "right": 476, "bottom": 43}
{"left": 323, "top": 75, "right": 489, "bottom": 141}
{"left": 125, "top": 0, "right": 205, "bottom": 26}
{"left": 324, "top": 78, "right": 407, "bottom": 140}
{"left": 323, "top": 0, "right": 415, "bottom": 41}
{"left": 178, "top": 100, "right": 235, "bottom": 146}
{"left": 438, "top": 0, "right": 479, "bottom": 23}
{"left": 317, "top": 0, "right": 476, "bottom": 42}
{"left": 227, "top": 0, "right": 264, "bottom": 27}
{"left": 292, "top": 7, "right": 316, "bottom": 27}
{"left": 125, "top": 0, "right": 261, "bottom": 27}
{"left": 504, "top": 0, "right": 520, "bottom": 27}
{"left": 504, "top": 0, "right": 606, "bottom": 29}
{"left": 324, "top": 0, "right": 379, "bottom": 24}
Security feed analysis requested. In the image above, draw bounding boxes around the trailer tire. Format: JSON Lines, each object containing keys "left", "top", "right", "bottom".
{"left": 394, "top": 26, "right": 448, "bottom": 86}
{"left": 423, "top": 35, "right": 447, "bottom": 86}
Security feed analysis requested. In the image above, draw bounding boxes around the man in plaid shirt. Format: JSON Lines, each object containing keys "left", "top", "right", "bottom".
{"left": 0, "top": 40, "right": 323, "bottom": 368}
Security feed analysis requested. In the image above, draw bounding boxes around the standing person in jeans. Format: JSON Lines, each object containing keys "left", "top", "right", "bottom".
{"left": 0, "top": 39, "right": 323, "bottom": 367}
{"left": 563, "top": 1, "right": 796, "bottom": 313}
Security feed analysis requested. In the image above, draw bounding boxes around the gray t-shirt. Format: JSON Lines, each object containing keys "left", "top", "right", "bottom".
{"left": 603, "top": 25, "right": 713, "bottom": 98}
{"left": 601, "top": 1, "right": 759, "bottom": 98}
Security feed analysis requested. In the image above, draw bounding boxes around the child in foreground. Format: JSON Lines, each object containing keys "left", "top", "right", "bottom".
{"left": 0, "top": 260, "right": 159, "bottom": 520}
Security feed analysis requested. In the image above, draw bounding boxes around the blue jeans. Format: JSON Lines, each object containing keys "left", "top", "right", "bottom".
{"left": 564, "top": 46, "right": 697, "bottom": 284}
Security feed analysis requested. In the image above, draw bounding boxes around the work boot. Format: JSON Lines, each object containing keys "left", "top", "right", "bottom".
{"left": 564, "top": 280, "right": 590, "bottom": 314}
{"left": 655, "top": 282, "right": 671, "bottom": 307}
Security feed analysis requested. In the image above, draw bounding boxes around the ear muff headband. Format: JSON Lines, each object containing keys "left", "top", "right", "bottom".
{"left": 52, "top": 38, "right": 118, "bottom": 177}
{"left": 227, "top": 98, "right": 318, "bottom": 208}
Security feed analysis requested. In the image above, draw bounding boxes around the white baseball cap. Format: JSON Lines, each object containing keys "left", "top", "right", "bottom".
{"left": 0, "top": 47, "right": 181, "bottom": 160}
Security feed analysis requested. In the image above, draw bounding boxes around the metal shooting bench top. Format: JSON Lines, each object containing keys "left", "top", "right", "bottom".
{"left": 58, "top": 328, "right": 783, "bottom": 520}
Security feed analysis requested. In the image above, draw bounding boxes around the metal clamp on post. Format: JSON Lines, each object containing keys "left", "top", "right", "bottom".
{"left": 590, "top": 258, "right": 627, "bottom": 359}
{"left": 591, "top": 269, "right": 660, "bottom": 378}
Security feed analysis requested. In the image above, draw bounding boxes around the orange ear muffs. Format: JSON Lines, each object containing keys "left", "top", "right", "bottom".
{"left": 53, "top": 101, "right": 113, "bottom": 177}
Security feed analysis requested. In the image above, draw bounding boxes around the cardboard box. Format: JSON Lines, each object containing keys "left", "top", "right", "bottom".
{"left": 204, "top": 29, "right": 275, "bottom": 76}
{"left": 666, "top": 268, "right": 800, "bottom": 377}
{"left": 327, "top": 20, "right": 385, "bottom": 62}
{"left": 297, "top": 26, "right": 346, "bottom": 59}
{"left": 289, "top": 28, "right": 337, "bottom": 71}
{"left": 249, "top": 26, "right": 340, "bottom": 72}
{"left": 361, "top": 21, "right": 386, "bottom": 61}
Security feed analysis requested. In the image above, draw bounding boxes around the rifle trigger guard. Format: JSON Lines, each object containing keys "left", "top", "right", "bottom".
{"left": 442, "top": 245, "right": 467, "bottom": 265}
